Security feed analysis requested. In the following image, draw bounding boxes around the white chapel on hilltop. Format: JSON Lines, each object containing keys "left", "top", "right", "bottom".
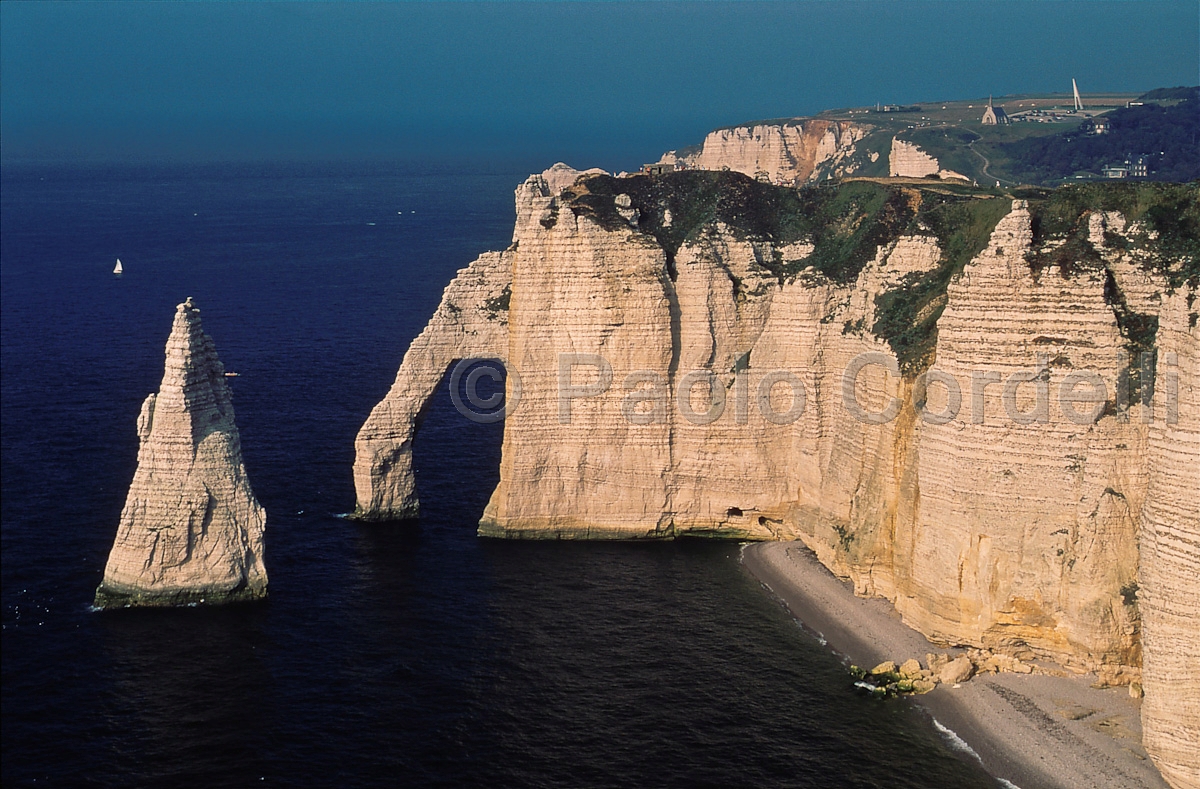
{"left": 981, "top": 96, "right": 1010, "bottom": 126}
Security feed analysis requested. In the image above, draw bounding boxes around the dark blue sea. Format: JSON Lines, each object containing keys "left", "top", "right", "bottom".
{"left": 1, "top": 160, "right": 996, "bottom": 788}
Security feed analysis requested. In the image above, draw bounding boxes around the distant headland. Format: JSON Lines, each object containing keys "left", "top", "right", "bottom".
{"left": 652, "top": 85, "right": 1199, "bottom": 187}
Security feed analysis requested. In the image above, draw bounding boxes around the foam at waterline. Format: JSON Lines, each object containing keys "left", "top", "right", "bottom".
{"left": 932, "top": 718, "right": 982, "bottom": 762}
{"left": 932, "top": 717, "right": 1025, "bottom": 789}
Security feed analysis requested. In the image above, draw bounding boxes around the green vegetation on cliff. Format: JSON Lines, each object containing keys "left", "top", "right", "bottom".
{"left": 564, "top": 172, "right": 1014, "bottom": 372}
{"left": 873, "top": 196, "right": 1012, "bottom": 372}
{"left": 1001, "top": 92, "right": 1200, "bottom": 183}
{"left": 563, "top": 171, "right": 1003, "bottom": 285}
{"left": 900, "top": 126, "right": 984, "bottom": 180}
{"left": 1021, "top": 181, "right": 1200, "bottom": 288}
{"left": 562, "top": 170, "right": 820, "bottom": 271}
{"left": 559, "top": 173, "right": 1197, "bottom": 375}
{"left": 1018, "top": 180, "right": 1199, "bottom": 401}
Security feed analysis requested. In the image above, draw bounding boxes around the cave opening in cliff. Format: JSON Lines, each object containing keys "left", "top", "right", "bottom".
{"left": 410, "top": 359, "right": 508, "bottom": 525}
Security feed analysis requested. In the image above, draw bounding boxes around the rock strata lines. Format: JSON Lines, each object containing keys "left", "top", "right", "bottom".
{"left": 662, "top": 120, "right": 868, "bottom": 184}
{"left": 95, "top": 298, "right": 267, "bottom": 608}
{"left": 352, "top": 251, "right": 511, "bottom": 519}
{"left": 355, "top": 171, "right": 1198, "bottom": 788}
{"left": 1139, "top": 287, "right": 1200, "bottom": 789}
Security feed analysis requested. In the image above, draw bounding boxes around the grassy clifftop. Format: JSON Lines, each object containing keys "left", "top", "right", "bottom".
{"left": 558, "top": 172, "right": 1198, "bottom": 373}
{"left": 669, "top": 88, "right": 1197, "bottom": 186}
{"left": 561, "top": 171, "right": 1007, "bottom": 283}
{"left": 1000, "top": 93, "right": 1200, "bottom": 184}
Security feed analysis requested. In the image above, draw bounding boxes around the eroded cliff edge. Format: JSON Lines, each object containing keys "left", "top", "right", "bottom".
{"left": 355, "top": 170, "right": 1198, "bottom": 785}
{"left": 655, "top": 118, "right": 967, "bottom": 184}
{"left": 96, "top": 298, "right": 267, "bottom": 608}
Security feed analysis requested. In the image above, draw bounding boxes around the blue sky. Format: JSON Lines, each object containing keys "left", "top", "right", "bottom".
{"left": 2, "top": 1, "right": 1197, "bottom": 169}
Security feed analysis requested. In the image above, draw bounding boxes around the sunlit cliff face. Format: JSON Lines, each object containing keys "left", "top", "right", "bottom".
{"left": 353, "top": 168, "right": 1198, "bottom": 786}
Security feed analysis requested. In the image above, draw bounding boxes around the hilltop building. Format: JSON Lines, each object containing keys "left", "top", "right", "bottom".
{"left": 641, "top": 162, "right": 677, "bottom": 176}
{"left": 981, "top": 97, "right": 1010, "bottom": 125}
{"left": 1103, "top": 155, "right": 1150, "bottom": 179}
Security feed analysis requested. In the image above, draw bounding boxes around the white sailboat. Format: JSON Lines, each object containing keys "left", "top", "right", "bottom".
{"left": 113, "top": 258, "right": 123, "bottom": 275}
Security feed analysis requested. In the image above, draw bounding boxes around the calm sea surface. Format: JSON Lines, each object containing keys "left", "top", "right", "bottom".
{"left": 1, "top": 160, "right": 995, "bottom": 787}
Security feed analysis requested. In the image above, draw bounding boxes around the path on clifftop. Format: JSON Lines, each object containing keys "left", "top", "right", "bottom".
{"left": 968, "top": 139, "right": 1011, "bottom": 187}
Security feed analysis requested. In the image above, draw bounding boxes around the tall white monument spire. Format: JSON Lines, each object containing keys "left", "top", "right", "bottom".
{"left": 1073, "top": 78, "right": 1083, "bottom": 111}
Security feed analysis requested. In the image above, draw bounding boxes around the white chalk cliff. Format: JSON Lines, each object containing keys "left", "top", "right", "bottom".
{"left": 95, "top": 298, "right": 267, "bottom": 608}
{"left": 658, "top": 118, "right": 974, "bottom": 184}
{"left": 888, "top": 138, "right": 968, "bottom": 181}
{"left": 1139, "top": 285, "right": 1200, "bottom": 789}
{"left": 354, "top": 169, "right": 1198, "bottom": 786}
{"left": 353, "top": 249, "right": 511, "bottom": 519}
{"left": 662, "top": 119, "right": 869, "bottom": 183}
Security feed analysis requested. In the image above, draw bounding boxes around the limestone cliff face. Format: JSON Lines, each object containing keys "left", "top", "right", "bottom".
{"left": 481, "top": 193, "right": 674, "bottom": 537}
{"left": 888, "top": 138, "right": 940, "bottom": 178}
{"left": 664, "top": 120, "right": 869, "bottom": 184}
{"left": 888, "top": 138, "right": 968, "bottom": 181}
{"left": 1139, "top": 286, "right": 1200, "bottom": 789}
{"left": 540, "top": 162, "right": 608, "bottom": 195}
{"left": 351, "top": 165, "right": 624, "bottom": 519}
{"left": 659, "top": 121, "right": 977, "bottom": 185}
{"left": 352, "top": 250, "right": 511, "bottom": 519}
{"left": 356, "top": 172, "right": 1197, "bottom": 786}
{"left": 886, "top": 204, "right": 1144, "bottom": 673}
{"left": 95, "top": 298, "right": 266, "bottom": 608}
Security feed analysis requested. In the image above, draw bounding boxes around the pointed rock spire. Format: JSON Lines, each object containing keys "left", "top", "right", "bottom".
{"left": 95, "top": 298, "right": 267, "bottom": 608}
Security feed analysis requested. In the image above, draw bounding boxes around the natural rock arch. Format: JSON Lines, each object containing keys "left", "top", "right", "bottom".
{"left": 352, "top": 251, "right": 512, "bottom": 520}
